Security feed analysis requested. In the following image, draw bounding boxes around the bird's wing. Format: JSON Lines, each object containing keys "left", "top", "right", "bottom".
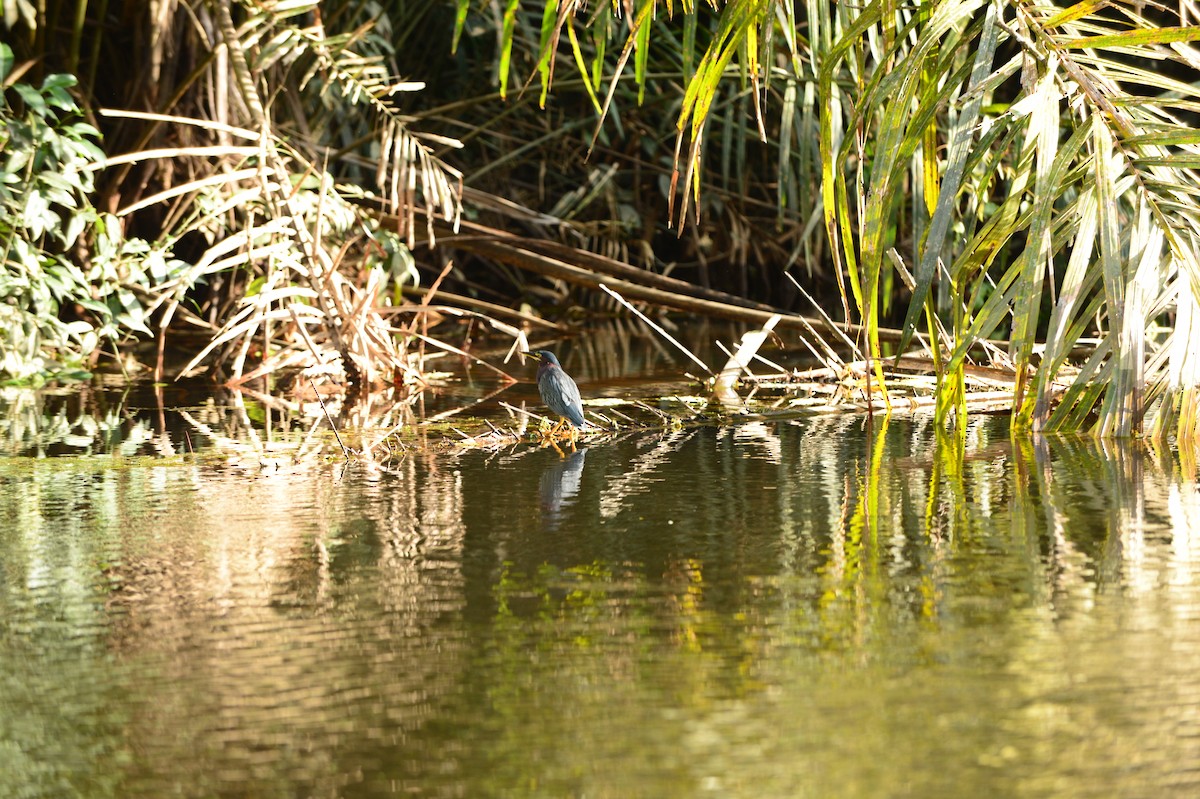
{"left": 562, "top": 375, "right": 583, "bottom": 406}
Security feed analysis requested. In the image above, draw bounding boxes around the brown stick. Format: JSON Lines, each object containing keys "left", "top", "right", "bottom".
{"left": 447, "top": 237, "right": 900, "bottom": 343}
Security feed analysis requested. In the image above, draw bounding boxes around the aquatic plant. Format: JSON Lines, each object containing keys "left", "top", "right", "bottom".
{"left": 476, "top": 0, "right": 1200, "bottom": 438}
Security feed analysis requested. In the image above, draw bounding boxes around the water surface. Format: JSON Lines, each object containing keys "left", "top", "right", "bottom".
{"left": 3, "top": 411, "right": 1199, "bottom": 798}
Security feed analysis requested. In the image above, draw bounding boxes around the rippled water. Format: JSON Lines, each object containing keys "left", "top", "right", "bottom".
{"left": 3, "top": 411, "right": 1200, "bottom": 798}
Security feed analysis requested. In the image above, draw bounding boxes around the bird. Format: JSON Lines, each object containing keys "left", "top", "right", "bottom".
{"left": 520, "top": 350, "right": 587, "bottom": 432}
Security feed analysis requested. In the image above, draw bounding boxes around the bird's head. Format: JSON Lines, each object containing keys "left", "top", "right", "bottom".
{"left": 520, "top": 350, "right": 560, "bottom": 367}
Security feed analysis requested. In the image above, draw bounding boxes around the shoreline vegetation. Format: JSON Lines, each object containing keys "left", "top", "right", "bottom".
{"left": 0, "top": 327, "right": 1057, "bottom": 467}
{"left": 3, "top": 2, "right": 1200, "bottom": 441}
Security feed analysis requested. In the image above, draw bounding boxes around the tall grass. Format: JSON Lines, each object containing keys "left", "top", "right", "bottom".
{"left": 517, "top": 0, "right": 1200, "bottom": 437}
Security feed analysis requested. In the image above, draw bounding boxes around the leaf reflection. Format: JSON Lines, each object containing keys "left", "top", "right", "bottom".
{"left": 5, "top": 417, "right": 1200, "bottom": 796}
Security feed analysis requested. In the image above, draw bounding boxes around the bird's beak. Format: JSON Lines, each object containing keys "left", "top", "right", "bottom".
{"left": 517, "top": 350, "right": 534, "bottom": 361}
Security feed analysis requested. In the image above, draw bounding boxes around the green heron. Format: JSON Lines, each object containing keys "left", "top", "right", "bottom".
{"left": 520, "top": 350, "right": 587, "bottom": 431}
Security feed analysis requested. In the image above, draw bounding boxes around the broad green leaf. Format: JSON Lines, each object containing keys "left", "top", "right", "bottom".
{"left": 633, "top": 0, "right": 652, "bottom": 105}
{"left": 535, "top": 0, "right": 560, "bottom": 109}
{"left": 1009, "top": 64, "right": 1065, "bottom": 384}
{"left": 591, "top": 2, "right": 610, "bottom": 92}
{"left": 451, "top": 0, "right": 470, "bottom": 54}
{"left": 566, "top": 22, "right": 602, "bottom": 115}
{"left": 1122, "top": 130, "right": 1200, "bottom": 147}
{"left": 898, "top": 2, "right": 999, "bottom": 354}
{"left": 1061, "top": 26, "right": 1200, "bottom": 49}
{"left": 22, "top": 190, "right": 60, "bottom": 239}
{"left": 14, "top": 82, "right": 48, "bottom": 115}
{"left": 497, "top": 0, "right": 521, "bottom": 100}
{"left": 1042, "top": 0, "right": 1110, "bottom": 29}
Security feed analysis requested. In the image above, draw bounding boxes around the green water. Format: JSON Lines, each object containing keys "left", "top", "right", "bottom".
{"left": 2, "top": 411, "right": 1199, "bottom": 798}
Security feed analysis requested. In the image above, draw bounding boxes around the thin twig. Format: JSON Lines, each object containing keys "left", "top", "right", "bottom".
{"left": 499, "top": 400, "right": 552, "bottom": 426}
{"left": 784, "top": 272, "right": 858, "bottom": 353}
{"left": 288, "top": 305, "right": 327, "bottom": 364}
{"left": 605, "top": 406, "right": 637, "bottom": 423}
{"left": 311, "top": 379, "right": 351, "bottom": 463}
{"left": 599, "top": 284, "right": 713, "bottom": 376}
{"left": 404, "top": 330, "right": 517, "bottom": 381}
{"left": 633, "top": 400, "right": 672, "bottom": 421}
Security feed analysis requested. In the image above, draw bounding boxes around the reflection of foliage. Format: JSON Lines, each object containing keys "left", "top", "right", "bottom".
{"left": 0, "top": 387, "right": 156, "bottom": 457}
{"left": 3, "top": 417, "right": 1200, "bottom": 794}
{"left": 0, "top": 636, "right": 129, "bottom": 799}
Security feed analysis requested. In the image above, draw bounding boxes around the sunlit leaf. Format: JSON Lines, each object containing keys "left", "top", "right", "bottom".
{"left": 1061, "top": 26, "right": 1200, "bottom": 49}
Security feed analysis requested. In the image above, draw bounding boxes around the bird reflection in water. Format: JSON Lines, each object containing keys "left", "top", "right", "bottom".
{"left": 539, "top": 446, "right": 588, "bottom": 530}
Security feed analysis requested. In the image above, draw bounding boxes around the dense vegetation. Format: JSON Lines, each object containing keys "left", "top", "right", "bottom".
{"left": 2, "top": 0, "right": 1199, "bottom": 438}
